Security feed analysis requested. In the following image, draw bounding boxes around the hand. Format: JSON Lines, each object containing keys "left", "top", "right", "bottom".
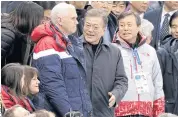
{"left": 108, "top": 92, "right": 116, "bottom": 108}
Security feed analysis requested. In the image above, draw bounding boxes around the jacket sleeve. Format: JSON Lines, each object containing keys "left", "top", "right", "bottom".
{"left": 1, "top": 27, "right": 15, "bottom": 60}
{"left": 152, "top": 49, "right": 165, "bottom": 117}
{"left": 111, "top": 48, "right": 128, "bottom": 105}
{"left": 32, "top": 40, "right": 72, "bottom": 116}
{"left": 1, "top": 86, "right": 15, "bottom": 109}
{"left": 157, "top": 48, "right": 167, "bottom": 75}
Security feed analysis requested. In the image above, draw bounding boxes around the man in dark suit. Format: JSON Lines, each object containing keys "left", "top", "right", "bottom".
{"left": 129, "top": 1, "right": 149, "bottom": 19}
{"left": 144, "top": 1, "right": 178, "bottom": 49}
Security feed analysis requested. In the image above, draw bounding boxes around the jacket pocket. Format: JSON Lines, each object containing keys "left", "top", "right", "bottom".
{"left": 165, "top": 99, "right": 175, "bottom": 113}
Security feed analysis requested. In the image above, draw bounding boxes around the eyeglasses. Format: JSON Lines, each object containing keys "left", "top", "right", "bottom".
{"left": 85, "top": 23, "right": 100, "bottom": 31}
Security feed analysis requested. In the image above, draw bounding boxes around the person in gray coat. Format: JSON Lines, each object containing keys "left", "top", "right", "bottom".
{"left": 81, "top": 8, "right": 128, "bottom": 117}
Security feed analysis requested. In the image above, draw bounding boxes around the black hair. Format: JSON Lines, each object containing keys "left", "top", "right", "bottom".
{"left": 113, "top": 1, "right": 129, "bottom": 7}
{"left": 33, "top": 1, "right": 56, "bottom": 10}
{"left": 1, "top": 63, "right": 24, "bottom": 97}
{"left": 10, "top": 1, "right": 44, "bottom": 35}
{"left": 169, "top": 11, "right": 178, "bottom": 27}
{"left": 117, "top": 10, "right": 141, "bottom": 26}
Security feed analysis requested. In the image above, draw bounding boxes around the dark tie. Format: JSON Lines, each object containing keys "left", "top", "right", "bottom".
{"left": 160, "top": 13, "right": 170, "bottom": 41}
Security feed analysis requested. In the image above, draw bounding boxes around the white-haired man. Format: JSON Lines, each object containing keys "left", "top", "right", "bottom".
{"left": 140, "top": 19, "right": 154, "bottom": 44}
{"left": 30, "top": 3, "right": 92, "bottom": 117}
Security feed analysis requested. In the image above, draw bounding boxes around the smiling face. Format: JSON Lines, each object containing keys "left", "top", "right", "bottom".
{"left": 83, "top": 16, "right": 105, "bottom": 45}
{"left": 29, "top": 74, "right": 40, "bottom": 95}
{"left": 171, "top": 17, "right": 178, "bottom": 39}
{"left": 118, "top": 15, "right": 140, "bottom": 44}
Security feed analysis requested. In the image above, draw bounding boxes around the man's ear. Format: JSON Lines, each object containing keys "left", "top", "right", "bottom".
{"left": 57, "top": 15, "right": 62, "bottom": 26}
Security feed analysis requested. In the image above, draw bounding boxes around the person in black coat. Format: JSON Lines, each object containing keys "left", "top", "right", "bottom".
{"left": 111, "top": 1, "right": 129, "bottom": 19}
{"left": 1, "top": 1, "right": 23, "bottom": 13}
{"left": 144, "top": 1, "right": 178, "bottom": 50}
{"left": 68, "top": 1, "right": 88, "bottom": 37}
{"left": 157, "top": 11, "right": 178, "bottom": 115}
{"left": 1, "top": 2, "right": 44, "bottom": 67}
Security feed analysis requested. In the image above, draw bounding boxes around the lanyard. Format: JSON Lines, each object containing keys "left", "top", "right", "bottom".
{"left": 132, "top": 48, "right": 141, "bottom": 65}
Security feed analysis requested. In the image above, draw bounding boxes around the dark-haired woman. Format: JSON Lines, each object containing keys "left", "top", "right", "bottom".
{"left": 157, "top": 11, "right": 178, "bottom": 115}
{"left": 1, "top": 1, "right": 44, "bottom": 67}
{"left": 1, "top": 63, "right": 40, "bottom": 112}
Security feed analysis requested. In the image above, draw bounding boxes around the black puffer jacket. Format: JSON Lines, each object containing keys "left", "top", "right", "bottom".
{"left": 157, "top": 36, "right": 178, "bottom": 115}
{"left": 1, "top": 14, "right": 27, "bottom": 67}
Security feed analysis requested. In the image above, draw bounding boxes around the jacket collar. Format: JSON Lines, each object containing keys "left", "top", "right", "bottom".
{"left": 81, "top": 35, "right": 110, "bottom": 47}
{"left": 114, "top": 32, "right": 146, "bottom": 49}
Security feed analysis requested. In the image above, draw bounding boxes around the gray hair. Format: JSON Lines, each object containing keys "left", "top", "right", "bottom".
{"left": 51, "top": 2, "right": 76, "bottom": 24}
{"left": 158, "top": 113, "right": 178, "bottom": 117}
{"left": 140, "top": 19, "right": 154, "bottom": 37}
{"left": 84, "top": 8, "right": 108, "bottom": 28}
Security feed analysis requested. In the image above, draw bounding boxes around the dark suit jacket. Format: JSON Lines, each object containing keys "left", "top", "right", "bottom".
{"left": 144, "top": 7, "right": 163, "bottom": 50}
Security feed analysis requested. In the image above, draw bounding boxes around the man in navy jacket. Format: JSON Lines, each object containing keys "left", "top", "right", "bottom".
{"left": 30, "top": 3, "right": 92, "bottom": 117}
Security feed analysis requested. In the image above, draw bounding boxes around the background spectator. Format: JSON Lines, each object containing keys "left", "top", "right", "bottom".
{"left": 147, "top": 1, "right": 164, "bottom": 11}
{"left": 112, "top": 1, "right": 129, "bottom": 18}
{"left": 27, "top": 110, "right": 55, "bottom": 117}
{"left": 3, "top": 105, "right": 30, "bottom": 117}
{"left": 140, "top": 19, "right": 154, "bottom": 44}
{"left": 1, "top": 1, "right": 44, "bottom": 67}
{"left": 159, "top": 113, "right": 178, "bottom": 117}
{"left": 157, "top": 11, "right": 178, "bottom": 115}
{"left": 1, "top": 1, "right": 23, "bottom": 13}
{"left": 91, "top": 1, "right": 117, "bottom": 42}
{"left": 34, "top": 1, "right": 56, "bottom": 23}
{"left": 68, "top": 1, "right": 88, "bottom": 37}
{"left": 129, "top": 1, "right": 149, "bottom": 19}
{"left": 144, "top": 1, "right": 178, "bottom": 49}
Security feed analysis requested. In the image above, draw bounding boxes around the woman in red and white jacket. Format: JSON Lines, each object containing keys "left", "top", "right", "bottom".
{"left": 1, "top": 63, "right": 40, "bottom": 112}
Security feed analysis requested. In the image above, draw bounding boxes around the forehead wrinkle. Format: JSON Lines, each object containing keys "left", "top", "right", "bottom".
{"left": 86, "top": 21, "right": 99, "bottom": 25}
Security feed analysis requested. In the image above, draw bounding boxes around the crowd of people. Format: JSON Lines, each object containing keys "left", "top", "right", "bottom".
{"left": 1, "top": 1, "right": 178, "bottom": 117}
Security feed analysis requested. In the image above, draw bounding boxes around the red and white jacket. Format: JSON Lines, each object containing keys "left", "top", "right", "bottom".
{"left": 114, "top": 33, "right": 165, "bottom": 117}
{"left": 1, "top": 85, "right": 33, "bottom": 112}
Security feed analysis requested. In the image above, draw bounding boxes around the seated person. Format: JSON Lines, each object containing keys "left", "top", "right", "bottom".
{"left": 1, "top": 63, "right": 40, "bottom": 112}
{"left": 3, "top": 105, "right": 30, "bottom": 117}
